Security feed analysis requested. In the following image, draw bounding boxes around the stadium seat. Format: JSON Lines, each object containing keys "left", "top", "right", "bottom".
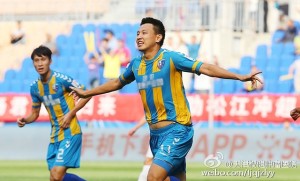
{"left": 272, "top": 30, "right": 285, "bottom": 43}
{"left": 72, "top": 23, "right": 84, "bottom": 35}
{"left": 84, "top": 23, "right": 96, "bottom": 33}
{"left": 239, "top": 56, "right": 252, "bottom": 74}
{"left": 280, "top": 54, "right": 295, "bottom": 67}
{"left": 254, "top": 57, "right": 267, "bottom": 72}
{"left": 277, "top": 79, "right": 294, "bottom": 93}
{"left": 283, "top": 42, "right": 295, "bottom": 55}
{"left": 213, "top": 79, "right": 222, "bottom": 94}
{"left": 255, "top": 44, "right": 268, "bottom": 59}
{"left": 0, "top": 81, "right": 10, "bottom": 93}
{"left": 4, "top": 69, "right": 17, "bottom": 80}
{"left": 264, "top": 79, "right": 278, "bottom": 93}
{"left": 10, "top": 79, "right": 24, "bottom": 93}
{"left": 21, "top": 57, "right": 32, "bottom": 69}
{"left": 271, "top": 43, "right": 283, "bottom": 56}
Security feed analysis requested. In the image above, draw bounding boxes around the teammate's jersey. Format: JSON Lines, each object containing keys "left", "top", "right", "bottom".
{"left": 30, "top": 70, "right": 85, "bottom": 143}
{"left": 119, "top": 48, "right": 203, "bottom": 125}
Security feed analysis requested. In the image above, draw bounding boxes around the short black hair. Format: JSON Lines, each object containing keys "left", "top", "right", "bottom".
{"left": 31, "top": 45, "right": 52, "bottom": 60}
{"left": 140, "top": 17, "right": 165, "bottom": 46}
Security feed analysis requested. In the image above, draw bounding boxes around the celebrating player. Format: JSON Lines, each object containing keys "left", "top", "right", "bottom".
{"left": 70, "top": 17, "right": 263, "bottom": 181}
{"left": 17, "top": 45, "right": 90, "bottom": 181}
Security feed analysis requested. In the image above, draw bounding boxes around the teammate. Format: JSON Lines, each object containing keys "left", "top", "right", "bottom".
{"left": 128, "top": 117, "right": 153, "bottom": 181}
{"left": 70, "top": 17, "right": 263, "bottom": 181}
{"left": 17, "top": 45, "right": 90, "bottom": 181}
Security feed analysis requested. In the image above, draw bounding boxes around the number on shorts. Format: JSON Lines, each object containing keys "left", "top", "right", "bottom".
{"left": 57, "top": 148, "right": 64, "bottom": 160}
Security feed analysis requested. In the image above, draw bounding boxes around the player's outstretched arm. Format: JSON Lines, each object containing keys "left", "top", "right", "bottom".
{"left": 290, "top": 107, "right": 300, "bottom": 121}
{"left": 71, "top": 78, "right": 124, "bottom": 98}
{"left": 17, "top": 107, "right": 40, "bottom": 127}
{"left": 199, "top": 63, "right": 263, "bottom": 89}
{"left": 128, "top": 117, "right": 147, "bottom": 136}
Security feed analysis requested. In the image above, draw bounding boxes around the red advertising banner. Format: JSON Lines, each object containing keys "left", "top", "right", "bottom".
{"left": 0, "top": 94, "right": 299, "bottom": 123}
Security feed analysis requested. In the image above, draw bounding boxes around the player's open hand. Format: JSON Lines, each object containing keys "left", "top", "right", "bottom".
{"left": 290, "top": 108, "right": 300, "bottom": 121}
{"left": 17, "top": 118, "right": 26, "bottom": 127}
{"left": 60, "top": 112, "right": 74, "bottom": 129}
{"left": 239, "top": 71, "right": 263, "bottom": 90}
{"left": 70, "top": 87, "right": 89, "bottom": 99}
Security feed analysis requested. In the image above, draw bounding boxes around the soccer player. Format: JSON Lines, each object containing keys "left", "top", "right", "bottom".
{"left": 70, "top": 17, "right": 263, "bottom": 181}
{"left": 290, "top": 107, "right": 300, "bottom": 121}
{"left": 128, "top": 117, "right": 153, "bottom": 181}
{"left": 17, "top": 45, "right": 90, "bottom": 181}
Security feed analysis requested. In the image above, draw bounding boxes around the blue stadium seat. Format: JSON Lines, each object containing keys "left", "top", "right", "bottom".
{"left": 254, "top": 57, "right": 267, "bottom": 72}
{"left": 277, "top": 79, "right": 294, "bottom": 93}
{"left": 72, "top": 45, "right": 86, "bottom": 58}
{"left": 271, "top": 43, "right": 283, "bottom": 56}
{"left": 280, "top": 54, "right": 295, "bottom": 67}
{"left": 239, "top": 56, "right": 252, "bottom": 74}
{"left": 4, "top": 69, "right": 17, "bottom": 80}
{"left": 213, "top": 79, "right": 222, "bottom": 94}
{"left": 264, "top": 79, "right": 278, "bottom": 93}
{"left": 0, "top": 81, "right": 10, "bottom": 93}
{"left": 72, "top": 23, "right": 84, "bottom": 35}
{"left": 272, "top": 30, "right": 285, "bottom": 43}
{"left": 283, "top": 42, "right": 295, "bottom": 55}
{"left": 10, "top": 79, "right": 24, "bottom": 93}
{"left": 84, "top": 23, "right": 96, "bottom": 33}
{"left": 255, "top": 44, "right": 268, "bottom": 59}
{"left": 21, "top": 57, "right": 32, "bottom": 69}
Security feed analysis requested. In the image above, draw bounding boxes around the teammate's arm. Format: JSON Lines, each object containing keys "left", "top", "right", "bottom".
{"left": 199, "top": 63, "right": 263, "bottom": 87}
{"left": 128, "top": 117, "right": 147, "bottom": 136}
{"left": 71, "top": 78, "right": 123, "bottom": 98}
{"left": 17, "top": 107, "right": 40, "bottom": 127}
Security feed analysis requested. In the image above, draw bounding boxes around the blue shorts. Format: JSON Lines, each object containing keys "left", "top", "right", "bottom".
{"left": 150, "top": 123, "right": 194, "bottom": 176}
{"left": 46, "top": 134, "right": 82, "bottom": 170}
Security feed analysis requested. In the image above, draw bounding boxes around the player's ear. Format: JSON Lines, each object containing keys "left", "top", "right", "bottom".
{"left": 156, "top": 34, "right": 162, "bottom": 44}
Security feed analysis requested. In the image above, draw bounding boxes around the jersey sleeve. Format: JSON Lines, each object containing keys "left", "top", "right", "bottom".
{"left": 30, "top": 86, "right": 41, "bottom": 109}
{"left": 119, "top": 61, "right": 135, "bottom": 85}
{"left": 171, "top": 51, "right": 203, "bottom": 75}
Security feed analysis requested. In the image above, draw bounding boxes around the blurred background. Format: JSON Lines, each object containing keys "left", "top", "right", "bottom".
{"left": 0, "top": 0, "right": 300, "bottom": 180}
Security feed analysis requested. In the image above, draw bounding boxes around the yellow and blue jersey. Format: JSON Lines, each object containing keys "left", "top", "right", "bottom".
{"left": 119, "top": 48, "right": 203, "bottom": 125}
{"left": 30, "top": 70, "right": 85, "bottom": 143}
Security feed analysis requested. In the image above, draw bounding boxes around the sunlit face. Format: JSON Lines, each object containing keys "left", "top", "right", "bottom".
{"left": 136, "top": 23, "right": 161, "bottom": 52}
{"left": 32, "top": 55, "right": 51, "bottom": 76}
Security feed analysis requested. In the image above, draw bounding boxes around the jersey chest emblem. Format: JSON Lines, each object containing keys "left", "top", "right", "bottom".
{"left": 52, "top": 84, "right": 59, "bottom": 92}
{"left": 157, "top": 59, "right": 165, "bottom": 70}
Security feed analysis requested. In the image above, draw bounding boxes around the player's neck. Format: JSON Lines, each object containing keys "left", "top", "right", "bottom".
{"left": 143, "top": 46, "right": 161, "bottom": 60}
{"left": 40, "top": 70, "right": 51, "bottom": 83}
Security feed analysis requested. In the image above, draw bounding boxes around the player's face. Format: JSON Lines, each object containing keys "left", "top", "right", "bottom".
{"left": 136, "top": 23, "right": 160, "bottom": 52}
{"left": 32, "top": 55, "right": 51, "bottom": 76}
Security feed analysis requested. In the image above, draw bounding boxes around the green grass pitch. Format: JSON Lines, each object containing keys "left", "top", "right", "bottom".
{"left": 0, "top": 161, "right": 299, "bottom": 181}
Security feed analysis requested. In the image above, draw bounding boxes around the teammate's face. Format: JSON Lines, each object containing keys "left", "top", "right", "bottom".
{"left": 32, "top": 55, "right": 51, "bottom": 76}
{"left": 136, "top": 23, "right": 161, "bottom": 51}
